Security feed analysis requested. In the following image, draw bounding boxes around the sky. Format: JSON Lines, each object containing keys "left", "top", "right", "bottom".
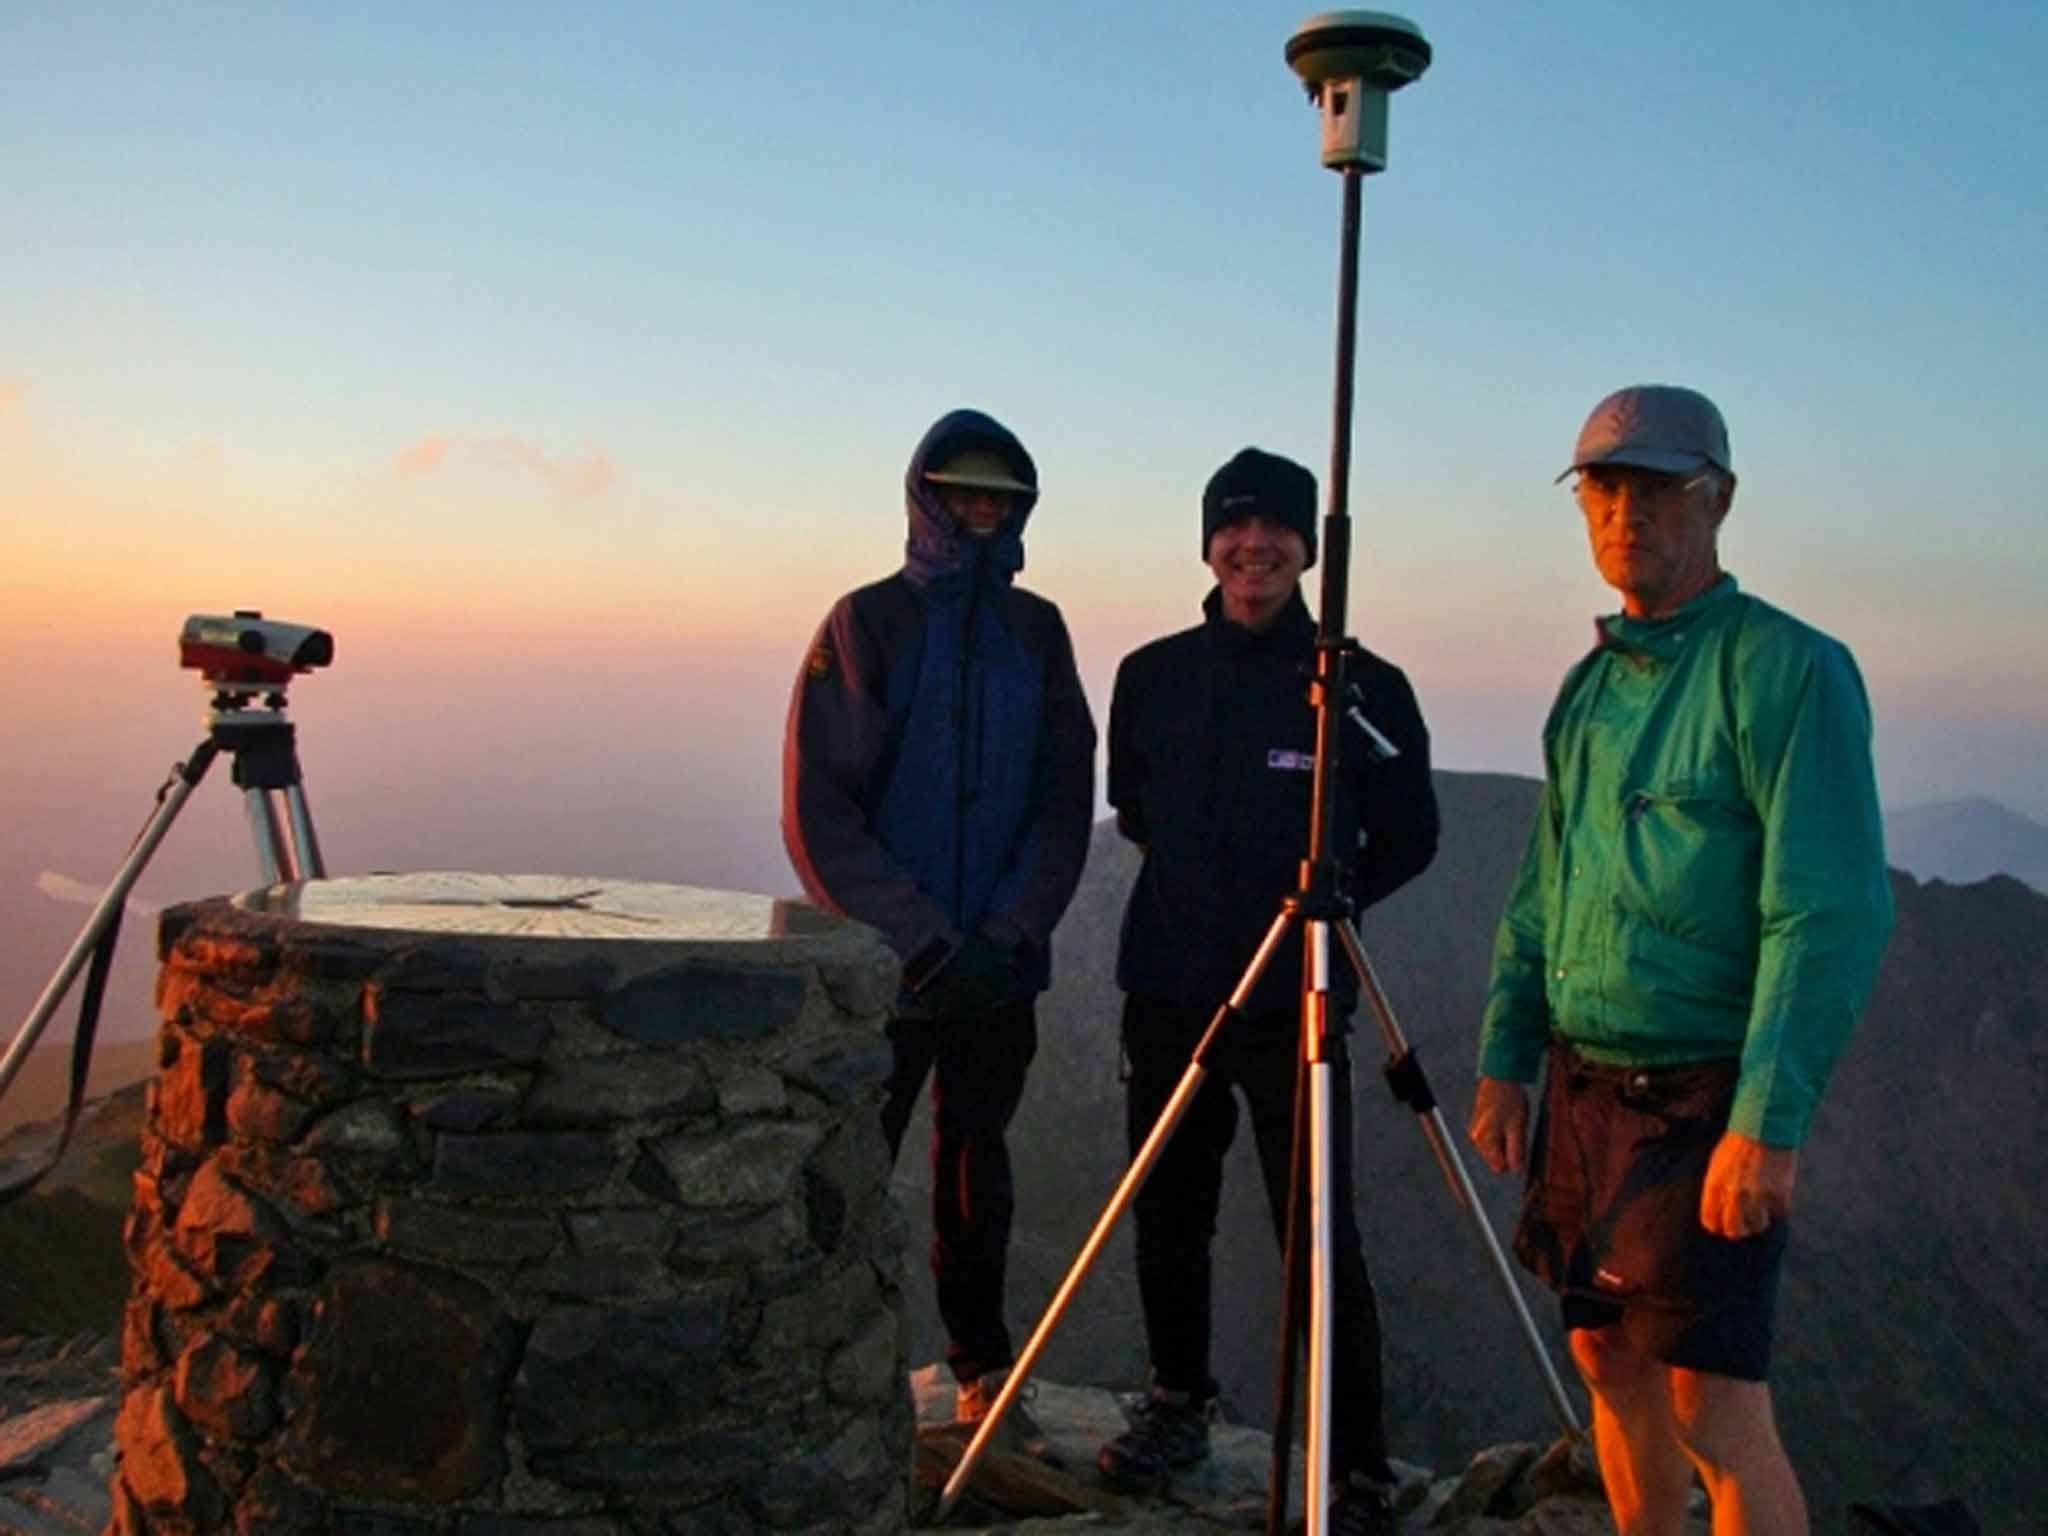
{"left": 4, "top": 2, "right": 2046, "bottom": 1039}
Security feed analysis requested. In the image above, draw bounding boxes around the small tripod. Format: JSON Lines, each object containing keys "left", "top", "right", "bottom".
{"left": 938, "top": 18, "right": 1578, "bottom": 1532}
{"left": 0, "top": 612, "right": 331, "bottom": 1197}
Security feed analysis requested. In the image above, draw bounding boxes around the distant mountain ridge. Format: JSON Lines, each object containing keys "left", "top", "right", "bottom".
{"left": 1885, "top": 796, "right": 2048, "bottom": 893}
{"left": 0, "top": 1037, "right": 158, "bottom": 1140}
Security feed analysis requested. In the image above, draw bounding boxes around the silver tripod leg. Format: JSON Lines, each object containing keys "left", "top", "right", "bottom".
{"left": 934, "top": 908, "right": 1300, "bottom": 1519}
{"left": 0, "top": 756, "right": 211, "bottom": 1103}
{"left": 1302, "top": 918, "right": 1335, "bottom": 1536}
{"left": 283, "top": 782, "right": 326, "bottom": 879}
{"left": 244, "top": 788, "right": 292, "bottom": 884}
{"left": 1333, "top": 921, "right": 1582, "bottom": 1437}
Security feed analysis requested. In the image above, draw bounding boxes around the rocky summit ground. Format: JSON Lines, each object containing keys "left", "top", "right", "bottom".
{"left": 0, "top": 1340, "right": 1989, "bottom": 1535}
{"left": 0, "top": 1332, "right": 118, "bottom": 1535}
{"left": 0, "top": 1333, "right": 1636, "bottom": 1536}
{"left": 907, "top": 1363, "right": 1651, "bottom": 1535}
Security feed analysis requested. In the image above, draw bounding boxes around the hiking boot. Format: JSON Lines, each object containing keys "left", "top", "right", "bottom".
{"left": 1096, "top": 1384, "right": 1213, "bottom": 1494}
{"left": 955, "top": 1368, "right": 1062, "bottom": 1466}
{"left": 1324, "top": 1471, "right": 1397, "bottom": 1536}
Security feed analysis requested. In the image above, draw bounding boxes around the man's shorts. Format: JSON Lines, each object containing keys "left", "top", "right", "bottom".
{"left": 1513, "top": 1041, "right": 1789, "bottom": 1381}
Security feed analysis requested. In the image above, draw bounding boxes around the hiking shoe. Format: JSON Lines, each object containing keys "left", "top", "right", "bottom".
{"left": 1324, "top": 1472, "right": 1397, "bottom": 1536}
{"left": 955, "top": 1368, "right": 1062, "bottom": 1466}
{"left": 1097, "top": 1384, "right": 1214, "bottom": 1494}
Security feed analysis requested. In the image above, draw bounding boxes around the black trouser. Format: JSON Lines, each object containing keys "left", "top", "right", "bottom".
{"left": 1123, "top": 993, "right": 1391, "bottom": 1483}
{"left": 880, "top": 999, "right": 1038, "bottom": 1386}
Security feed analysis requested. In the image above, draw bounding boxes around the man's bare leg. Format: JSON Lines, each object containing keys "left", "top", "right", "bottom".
{"left": 1670, "top": 1369, "right": 1807, "bottom": 1536}
{"left": 1569, "top": 1326, "right": 1694, "bottom": 1536}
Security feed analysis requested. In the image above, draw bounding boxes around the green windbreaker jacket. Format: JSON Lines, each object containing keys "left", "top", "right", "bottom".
{"left": 1477, "top": 575, "right": 1894, "bottom": 1145}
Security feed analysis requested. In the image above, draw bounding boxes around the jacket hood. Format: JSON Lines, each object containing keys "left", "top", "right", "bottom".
{"left": 903, "top": 409, "right": 1037, "bottom": 588}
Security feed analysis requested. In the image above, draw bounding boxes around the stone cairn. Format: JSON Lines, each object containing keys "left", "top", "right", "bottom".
{"left": 111, "top": 876, "right": 909, "bottom": 1535}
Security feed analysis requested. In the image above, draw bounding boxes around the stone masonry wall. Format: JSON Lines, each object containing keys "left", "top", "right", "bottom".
{"left": 111, "top": 893, "right": 908, "bottom": 1536}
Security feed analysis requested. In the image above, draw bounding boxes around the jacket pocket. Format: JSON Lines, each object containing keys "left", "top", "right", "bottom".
{"left": 1613, "top": 782, "right": 1761, "bottom": 959}
{"left": 1611, "top": 916, "right": 1753, "bottom": 1021}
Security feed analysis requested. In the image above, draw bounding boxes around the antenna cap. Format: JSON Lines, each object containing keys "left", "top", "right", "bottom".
{"left": 1286, "top": 10, "right": 1432, "bottom": 91}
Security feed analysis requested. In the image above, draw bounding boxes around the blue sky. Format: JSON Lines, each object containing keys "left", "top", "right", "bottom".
{"left": 3, "top": 1, "right": 2045, "bottom": 991}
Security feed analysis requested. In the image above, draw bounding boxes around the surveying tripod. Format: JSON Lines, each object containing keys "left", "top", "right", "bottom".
{"left": 0, "top": 613, "right": 331, "bottom": 1199}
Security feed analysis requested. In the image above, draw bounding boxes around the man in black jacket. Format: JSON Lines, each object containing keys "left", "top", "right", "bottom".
{"left": 1098, "top": 448, "right": 1438, "bottom": 1533}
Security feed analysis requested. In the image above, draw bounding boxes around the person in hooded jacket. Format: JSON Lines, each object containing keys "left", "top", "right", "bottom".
{"left": 782, "top": 408, "right": 1095, "bottom": 1443}
{"left": 1098, "top": 448, "right": 1438, "bottom": 1533}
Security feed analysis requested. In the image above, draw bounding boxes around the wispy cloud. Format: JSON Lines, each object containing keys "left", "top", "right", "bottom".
{"left": 0, "top": 380, "right": 23, "bottom": 420}
{"left": 392, "top": 433, "right": 452, "bottom": 478}
{"left": 391, "top": 433, "right": 616, "bottom": 498}
{"left": 36, "top": 872, "right": 161, "bottom": 917}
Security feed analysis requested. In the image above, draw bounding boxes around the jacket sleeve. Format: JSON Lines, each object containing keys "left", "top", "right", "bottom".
{"left": 781, "top": 597, "right": 955, "bottom": 965}
{"left": 981, "top": 608, "right": 1098, "bottom": 952}
{"left": 1347, "top": 660, "right": 1439, "bottom": 910}
{"left": 1728, "top": 633, "right": 1895, "bottom": 1145}
{"left": 1477, "top": 774, "right": 1562, "bottom": 1084}
{"left": 1106, "top": 649, "right": 1146, "bottom": 846}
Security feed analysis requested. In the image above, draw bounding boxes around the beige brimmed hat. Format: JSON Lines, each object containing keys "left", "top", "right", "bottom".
{"left": 924, "top": 447, "right": 1035, "bottom": 495}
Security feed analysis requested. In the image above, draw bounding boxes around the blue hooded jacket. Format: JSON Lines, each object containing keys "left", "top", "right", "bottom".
{"left": 782, "top": 410, "right": 1096, "bottom": 1002}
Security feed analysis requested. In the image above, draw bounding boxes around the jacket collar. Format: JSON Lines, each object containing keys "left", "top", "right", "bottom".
{"left": 1596, "top": 573, "right": 1740, "bottom": 663}
{"left": 903, "top": 517, "right": 1023, "bottom": 595}
{"left": 1203, "top": 584, "right": 1315, "bottom": 653}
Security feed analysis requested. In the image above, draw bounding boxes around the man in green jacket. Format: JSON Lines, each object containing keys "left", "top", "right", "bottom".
{"left": 1469, "top": 385, "right": 1893, "bottom": 1536}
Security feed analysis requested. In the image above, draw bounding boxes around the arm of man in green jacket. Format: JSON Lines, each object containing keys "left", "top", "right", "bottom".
{"left": 1705, "top": 632, "right": 1894, "bottom": 1236}
{"left": 1699, "top": 1133, "right": 1799, "bottom": 1239}
{"left": 1469, "top": 767, "right": 1564, "bottom": 1175}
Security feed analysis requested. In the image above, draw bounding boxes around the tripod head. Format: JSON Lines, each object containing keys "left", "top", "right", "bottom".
{"left": 173, "top": 611, "right": 331, "bottom": 874}
{"left": 1286, "top": 11, "right": 1432, "bottom": 172}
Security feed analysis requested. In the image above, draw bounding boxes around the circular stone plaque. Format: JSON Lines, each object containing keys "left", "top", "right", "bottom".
{"left": 235, "top": 872, "right": 836, "bottom": 942}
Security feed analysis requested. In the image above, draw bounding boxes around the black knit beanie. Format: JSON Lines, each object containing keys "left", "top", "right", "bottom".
{"left": 1201, "top": 448, "right": 1318, "bottom": 569}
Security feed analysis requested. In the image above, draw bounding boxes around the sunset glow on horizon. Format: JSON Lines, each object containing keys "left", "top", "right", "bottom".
{"left": 5, "top": 3, "right": 2045, "bottom": 1049}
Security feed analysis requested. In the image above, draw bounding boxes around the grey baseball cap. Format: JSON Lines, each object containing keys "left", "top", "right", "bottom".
{"left": 1558, "top": 384, "right": 1732, "bottom": 482}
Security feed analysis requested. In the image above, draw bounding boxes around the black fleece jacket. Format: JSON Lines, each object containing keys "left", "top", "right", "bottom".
{"left": 1108, "top": 587, "right": 1438, "bottom": 1025}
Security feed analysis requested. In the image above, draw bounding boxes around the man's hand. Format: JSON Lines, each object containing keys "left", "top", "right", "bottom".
{"left": 1467, "top": 1076, "right": 1531, "bottom": 1175}
{"left": 1698, "top": 1131, "right": 1798, "bottom": 1239}
{"left": 916, "top": 934, "right": 1018, "bottom": 1017}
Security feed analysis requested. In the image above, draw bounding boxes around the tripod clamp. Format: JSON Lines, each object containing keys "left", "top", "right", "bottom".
{"left": 1380, "top": 1041, "right": 1436, "bottom": 1115}
{"left": 1282, "top": 888, "right": 1353, "bottom": 922}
